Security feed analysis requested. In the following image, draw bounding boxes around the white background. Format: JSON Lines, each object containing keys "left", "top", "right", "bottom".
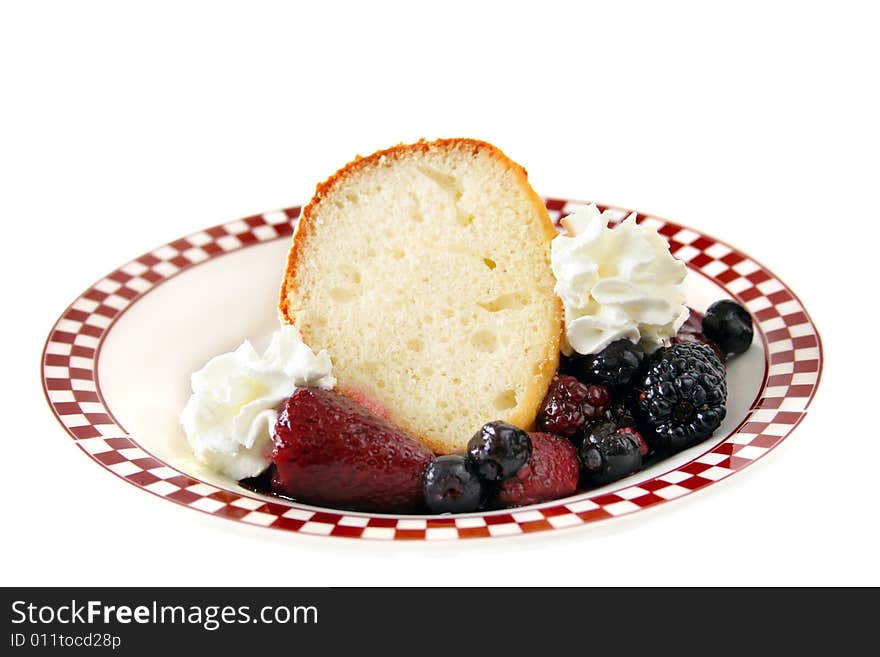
{"left": 2, "top": 1, "right": 877, "bottom": 586}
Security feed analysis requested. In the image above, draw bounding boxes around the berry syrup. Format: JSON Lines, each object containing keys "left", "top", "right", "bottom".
{"left": 672, "top": 308, "right": 725, "bottom": 362}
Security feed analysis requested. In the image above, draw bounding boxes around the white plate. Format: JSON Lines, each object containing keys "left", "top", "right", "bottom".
{"left": 41, "top": 199, "right": 822, "bottom": 540}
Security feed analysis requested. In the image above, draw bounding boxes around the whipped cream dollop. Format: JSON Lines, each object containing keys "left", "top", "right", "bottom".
{"left": 550, "top": 204, "right": 689, "bottom": 356}
{"left": 180, "top": 325, "right": 335, "bottom": 480}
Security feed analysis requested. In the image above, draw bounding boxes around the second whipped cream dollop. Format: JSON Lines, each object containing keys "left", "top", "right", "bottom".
{"left": 551, "top": 204, "right": 689, "bottom": 356}
{"left": 180, "top": 325, "right": 335, "bottom": 480}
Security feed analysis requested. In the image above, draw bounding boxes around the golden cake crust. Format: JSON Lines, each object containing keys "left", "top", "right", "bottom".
{"left": 279, "top": 138, "right": 562, "bottom": 453}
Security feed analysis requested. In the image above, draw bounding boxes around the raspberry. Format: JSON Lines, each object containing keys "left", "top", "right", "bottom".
{"left": 536, "top": 375, "right": 610, "bottom": 437}
{"left": 491, "top": 433, "right": 580, "bottom": 508}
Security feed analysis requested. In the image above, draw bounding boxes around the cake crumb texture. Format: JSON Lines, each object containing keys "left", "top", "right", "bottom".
{"left": 280, "top": 138, "right": 562, "bottom": 453}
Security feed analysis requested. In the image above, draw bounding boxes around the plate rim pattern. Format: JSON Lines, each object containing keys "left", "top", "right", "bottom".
{"left": 39, "top": 199, "right": 823, "bottom": 540}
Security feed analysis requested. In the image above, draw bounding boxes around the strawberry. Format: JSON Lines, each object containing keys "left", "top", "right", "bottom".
{"left": 336, "top": 384, "right": 393, "bottom": 422}
{"left": 271, "top": 388, "right": 434, "bottom": 513}
{"left": 491, "top": 432, "right": 579, "bottom": 508}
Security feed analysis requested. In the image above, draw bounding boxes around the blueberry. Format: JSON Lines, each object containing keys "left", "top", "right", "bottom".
{"left": 575, "top": 419, "right": 616, "bottom": 462}
{"left": 702, "top": 300, "right": 754, "bottom": 356}
{"left": 467, "top": 421, "right": 532, "bottom": 481}
{"left": 423, "top": 455, "right": 483, "bottom": 513}
{"left": 579, "top": 421, "right": 643, "bottom": 485}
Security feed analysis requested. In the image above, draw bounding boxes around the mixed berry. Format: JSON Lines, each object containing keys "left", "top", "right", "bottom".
{"left": 566, "top": 338, "right": 647, "bottom": 390}
{"left": 466, "top": 421, "right": 532, "bottom": 481}
{"left": 271, "top": 387, "right": 434, "bottom": 513}
{"left": 535, "top": 375, "right": 609, "bottom": 437}
{"left": 423, "top": 455, "right": 484, "bottom": 514}
{"left": 702, "top": 299, "right": 754, "bottom": 356}
{"left": 637, "top": 342, "right": 727, "bottom": 452}
{"left": 579, "top": 422, "right": 645, "bottom": 486}
{"left": 491, "top": 432, "right": 580, "bottom": 509}
{"left": 256, "top": 300, "right": 753, "bottom": 514}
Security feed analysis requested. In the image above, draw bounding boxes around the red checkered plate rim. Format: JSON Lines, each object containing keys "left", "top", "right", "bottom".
{"left": 40, "top": 198, "right": 823, "bottom": 540}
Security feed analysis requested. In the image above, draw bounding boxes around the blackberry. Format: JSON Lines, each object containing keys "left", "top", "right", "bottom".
{"left": 569, "top": 339, "right": 646, "bottom": 389}
{"left": 579, "top": 421, "right": 644, "bottom": 485}
{"left": 636, "top": 342, "right": 727, "bottom": 452}
{"left": 671, "top": 331, "right": 726, "bottom": 363}
{"left": 467, "top": 421, "right": 532, "bottom": 482}
{"left": 423, "top": 455, "right": 483, "bottom": 513}
{"left": 536, "top": 375, "right": 610, "bottom": 437}
{"left": 703, "top": 300, "right": 754, "bottom": 356}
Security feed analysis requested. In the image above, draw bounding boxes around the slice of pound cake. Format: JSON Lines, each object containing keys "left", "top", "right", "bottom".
{"left": 279, "top": 138, "right": 562, "bottom": 454}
